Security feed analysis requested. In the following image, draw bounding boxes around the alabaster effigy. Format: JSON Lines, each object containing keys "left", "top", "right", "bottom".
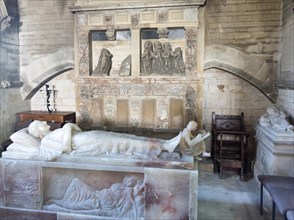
{"left": 0, "top": 120, "right": 209, "bottom": 219}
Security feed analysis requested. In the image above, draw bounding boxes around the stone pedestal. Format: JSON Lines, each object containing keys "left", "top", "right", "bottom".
{"left": 254, "top": 125, "right": 294, "bottom": 178}
{"left": 254, "top": 125, "right": 294, "bottom": 210}
{"left": 0, "top": 155, "right": 198, "bottom": 220}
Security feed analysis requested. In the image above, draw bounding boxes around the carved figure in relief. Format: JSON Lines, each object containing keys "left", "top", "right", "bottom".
{"left": 4, "top": 120, "right": 182, "bottom": 161}
{"left": 179, "top": 121, "right": 211, "bottom": 160}
{"left": 92, "top": 48, "right": 113, "bottom": 76}
{"left": 141, "top": 40, "right": 153, "bottom": 74}
{"left": 151, "top": 41, "right": 168, "bottom": 74}
{"left": 162, "top": 42, "right": 174, "bottom": 71}
{"left": 140, "top": 39, "right": 186, "bottom": 75}
{"left": 43, "top": 176, "right": 144, "bottom": 218}
{"left": 259, "top": 106, "right": 293, "bottom": 132}
{"left": 173, "top": 47, "right": 186, "bottom": 74}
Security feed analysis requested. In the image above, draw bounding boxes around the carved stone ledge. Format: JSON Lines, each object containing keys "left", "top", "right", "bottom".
{"left": 276, "top": 80, "right": 294, "bottom": 90}
{"left": 70, "top": 0, "right": 207, "bottom": 12}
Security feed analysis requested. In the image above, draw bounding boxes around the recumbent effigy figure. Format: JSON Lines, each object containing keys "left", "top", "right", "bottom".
{"left": 259, "top": 105, "right": 294, "bottom": 133}
{"left": 4, "top": 120, "right": 211, "bottom": 161}
{"left": 43, "top": 176, "right": 144, "bottom": 218}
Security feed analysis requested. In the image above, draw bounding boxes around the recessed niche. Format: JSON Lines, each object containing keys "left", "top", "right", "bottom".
{"left": 89, "top": 29, "right": 131, "bottom": 76}
{"left": 140, "top": 27, "right": 186, "bottom": 76}
{"left": 142, "top": 99, "right": 156, "bottom": 128}
{"left": 116, "top": 99, "right": 129, "bottom": 126}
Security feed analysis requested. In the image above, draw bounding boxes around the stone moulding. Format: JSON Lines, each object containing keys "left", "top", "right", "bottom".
{"left": 20, "top": 47, "right": 74, "bottom": 100}
{"left": 204, "top": 44, "right": 278, "bottom": 102}
{"left": 70, "top": 0, "right": 207, "bottom": 12}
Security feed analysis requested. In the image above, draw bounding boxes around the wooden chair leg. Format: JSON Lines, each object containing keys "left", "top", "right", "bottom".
{"left": 240, "top": 135, "right": 245, "bottom": 181}
{"left": 272, "top": 201, "right": 276, "bottom": 220}
{"left": 219, "top": 166, "right": 223, "bottom": 179}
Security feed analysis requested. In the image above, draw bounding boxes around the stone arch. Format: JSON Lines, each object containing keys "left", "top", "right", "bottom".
{"left": 20, "top": 47, "right": 74, "bottom": 100}
{"left": 204, "top": 45, "right": 276, "bottom": 102}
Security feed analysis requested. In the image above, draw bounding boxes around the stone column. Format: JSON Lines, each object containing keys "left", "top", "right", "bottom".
{"left": 131, "top": 28, "right": 141, "bottom": 76}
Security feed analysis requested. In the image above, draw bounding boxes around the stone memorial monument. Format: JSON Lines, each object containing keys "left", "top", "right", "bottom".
{"left": 1, "top": 119, "right": 210, "bottom": 219}
{"left": 254, "top": 106, "right": 294, "bottom": 178}
{"left": 0, "top": 0, "right": 209, "bottom": 219}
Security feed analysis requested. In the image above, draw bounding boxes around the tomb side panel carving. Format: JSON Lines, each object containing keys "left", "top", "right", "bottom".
{"left": 42, "top": 168, "right": 144, "bottom": 219}
{"left": 3, "top": 160, "right": 41, "bottom": 209}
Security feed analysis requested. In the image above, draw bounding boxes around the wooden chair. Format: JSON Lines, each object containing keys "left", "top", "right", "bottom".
{"left": 211, "top": 112, "right": 249, "bottom": 181}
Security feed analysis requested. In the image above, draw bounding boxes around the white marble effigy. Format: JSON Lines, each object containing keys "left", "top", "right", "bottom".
{"left": 0, "top": 154, "right": 198, "bottom": 220}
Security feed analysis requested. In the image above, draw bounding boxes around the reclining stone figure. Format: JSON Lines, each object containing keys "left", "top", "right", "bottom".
{"left": 4, "top": 120, "right": 210, "bottom": 161}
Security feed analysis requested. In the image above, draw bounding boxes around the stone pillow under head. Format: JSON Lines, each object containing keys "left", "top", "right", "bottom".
{"left": 6, "top": 143, "right": 39, "bottom": 153}
{"left": 10, "top": 128, "right": 41, "bottom": 148}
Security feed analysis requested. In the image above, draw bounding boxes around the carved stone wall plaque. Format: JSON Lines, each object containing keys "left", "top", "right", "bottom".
{"left": 72, "top": 0, "right": 205, "bottom": 129}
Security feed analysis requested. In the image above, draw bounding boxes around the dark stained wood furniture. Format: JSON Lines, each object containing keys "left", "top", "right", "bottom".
{"left": 1, "top": 111, "right": 75, "bottom": 153}
{"left": 258, "top": 175, "right": 294, "bottom": 220}
{"left": 211, "top": 112, "right": 249, "bottom": 181}
{"left": 17, "top": 111, "right": 76, "bottom": 124}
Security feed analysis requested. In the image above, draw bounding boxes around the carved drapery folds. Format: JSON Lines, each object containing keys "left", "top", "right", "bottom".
{"left": 92, "top": 48, "right": 113, "bottom": 76}
{"left": 43, "top": 176, "right": 144, "bottom": 218}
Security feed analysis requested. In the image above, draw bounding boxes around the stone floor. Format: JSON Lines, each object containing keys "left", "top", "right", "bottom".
{"left": 198, "top": 171, "right": 284, "bottom": 220}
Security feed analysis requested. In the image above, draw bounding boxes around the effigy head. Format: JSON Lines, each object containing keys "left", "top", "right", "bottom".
{"left": 28, "top": 120, "right": 51, "bottom": 138}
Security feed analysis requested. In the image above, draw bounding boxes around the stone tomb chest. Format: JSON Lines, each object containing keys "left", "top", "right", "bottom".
{"left": 0, "top": 154, "right": 198, "bottom": 219}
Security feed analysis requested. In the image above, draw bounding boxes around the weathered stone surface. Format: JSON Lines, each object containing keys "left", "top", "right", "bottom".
{"left": 2, "top": 159, "right": 42, "bottom": 209}
{"left": 0, "top": 157, "right": 198, "bottom": 219}
{"left": 254, "top": 125, "right": 294, "bottom": 177}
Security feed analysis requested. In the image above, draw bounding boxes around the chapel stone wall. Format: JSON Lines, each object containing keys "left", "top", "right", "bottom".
{"left": 277, "top": 0, "right": 294, "bottom": 120}
{"left": 4, "top": 0, "right": 286, "bottom": 136}
{"left": 202, "top": 0, "right": 283, "bottom": 151}
{"left": 203, "top": 0, "right": 282, "bottom": 129}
